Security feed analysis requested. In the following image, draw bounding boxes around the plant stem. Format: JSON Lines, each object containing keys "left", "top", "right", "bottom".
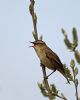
{"left": 41, "top": 64, "right": 53, "bottom": 100}
{"left": 29, "top": 0, "right": 38, "bottom": 40}
{"left": 73, "top": 69, "right": 78, "bottom": 100}
{"left": 29, "top": 1, "right": 68, "bottom": 100}
{"left": 75, "top": 85, "right": 78, "bottom": 100}
{"left": 41, "top": 64, "right": 67, "bottom": 100}
{"left": 52, "top": 93, "right": 67, "bottom": 100}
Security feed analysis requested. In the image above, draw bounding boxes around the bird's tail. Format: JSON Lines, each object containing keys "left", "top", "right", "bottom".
{"left": 63, "top": 74, "right": 70, "bottom": 84}
{"left": 58, "top": 68, "right": 70, "bottom": 84}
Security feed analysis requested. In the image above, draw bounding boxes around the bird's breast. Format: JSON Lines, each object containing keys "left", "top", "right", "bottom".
{"left": 35, "top": 48, "right": 54, "bottom": 70}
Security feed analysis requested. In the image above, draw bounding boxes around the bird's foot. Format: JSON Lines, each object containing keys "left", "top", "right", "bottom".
{"left": 43, "top": 70, "right": 56, "bottom": 80}
{"left": 44, "top": 76, "right": 48, "bottom": 80}
{"left": 47, "top": 70, "right": 56, "bottom": 78}
{"left": 40, "top": 63, "right": 45, "bottom": 67}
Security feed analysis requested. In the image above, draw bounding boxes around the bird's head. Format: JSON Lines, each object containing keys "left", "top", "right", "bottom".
{"left": 30, "top": 40, "right": 46, "bottom": 50}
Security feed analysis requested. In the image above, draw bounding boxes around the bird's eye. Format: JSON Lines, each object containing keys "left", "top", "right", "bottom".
{"left": 34, "top": 42, "right": 39, "bottom": 45}
{"left": 36, "top": 43, "right": 40, "bottom": 44}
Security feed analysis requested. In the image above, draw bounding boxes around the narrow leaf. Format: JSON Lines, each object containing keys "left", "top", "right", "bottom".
{"left": 32, "top": 31, "right": 38, "bottom": 41}
{"left": 75, "top": 79, "right": 78, "bottom": 87}
{"left": 34, "top": 13, "right": 37, "bottom": 26}
{"left": 72, "top": 27, "right": 78, "bottom": 44}
{"left": 64, "top": 38, "right": 72, "bottom": 49}
{"left": 74, "top": 67, "right": 78, "bottom": 77}
{"left": 29, "top": 4, "right": 33, "bottom": 15}
{"left": 38, "top": 83, "right": 48, "bottom": 97}
{"left": 70, "top": 59, "right": 75, "bottom": 69}
{"left": 50, "top": 84, "right": 57, "bottom": 99}
{"left": 74, "top": 50, "right": 80, "bottom": 64}
{"left": 63, "top": 64, "right": 73, "bottom": 81}
{"left": 61, "top": 28, "right": 67, "bottom": 38}
{"left": 50, "top": 84, "right": 58, "bottom": 94}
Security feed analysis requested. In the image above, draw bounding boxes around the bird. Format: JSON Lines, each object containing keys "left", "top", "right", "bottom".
{"left": 30, "top": 40, "right": 70, "bottom": 84}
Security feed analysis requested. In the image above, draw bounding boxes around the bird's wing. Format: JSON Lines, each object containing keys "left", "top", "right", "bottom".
{"left": 45, "top": 46, "right": 70, "bottom": 83}
{"left": 45, "top": 46, "right": 63, "bottom": 69}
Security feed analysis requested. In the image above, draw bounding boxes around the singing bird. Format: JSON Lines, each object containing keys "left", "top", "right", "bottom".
{"left": 30, "top": 40, "right": 70, "bottom": 84}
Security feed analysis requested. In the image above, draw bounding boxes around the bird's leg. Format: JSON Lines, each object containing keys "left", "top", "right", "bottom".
{"left": 40, "top": 63, "right": 56, "bottom": 79}
{"left": 40, "top": 63, "right": 44, "bottom": 67}
{"left": 40, "top": 63, "right": 48, "bottom": 80}
{"left": 47, "top": 69, "right": 56, "bottom": 79}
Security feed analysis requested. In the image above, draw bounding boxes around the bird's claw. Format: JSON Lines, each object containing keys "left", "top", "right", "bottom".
{"left": 44, "top": 76, "right": 48, "bottom": 80}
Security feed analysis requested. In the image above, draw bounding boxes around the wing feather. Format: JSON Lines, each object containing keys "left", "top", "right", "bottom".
{"left": 45, "top": 46, "right": 64, "bottom": 72}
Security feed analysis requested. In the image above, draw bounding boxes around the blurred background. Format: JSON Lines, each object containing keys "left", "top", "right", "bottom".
{"left": 0, "top": 0, "right": 80, "bottom": 100}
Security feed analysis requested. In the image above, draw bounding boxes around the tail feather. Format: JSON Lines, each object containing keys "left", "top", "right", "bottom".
{"left": 58, "top": 67, "right": 70, "bottom": 84}
{"left": 63, "top": 74, "right": 70, "bottom": 84}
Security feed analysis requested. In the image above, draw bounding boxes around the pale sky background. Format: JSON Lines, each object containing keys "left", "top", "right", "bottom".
{"left": 0, "top": 0, "right": 80, "bottom": 100}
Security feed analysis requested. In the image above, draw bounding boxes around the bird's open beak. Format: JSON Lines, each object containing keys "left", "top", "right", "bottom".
{"left": 30, "top": 42, "right": 35, "bottom": 44}
{"left": 29, "top": 41, "right": 35, "bottom": 47}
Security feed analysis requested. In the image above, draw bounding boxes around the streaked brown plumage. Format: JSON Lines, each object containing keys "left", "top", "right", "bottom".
{"left": 30, "top": 40, "right": 70, "bottom": 84}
